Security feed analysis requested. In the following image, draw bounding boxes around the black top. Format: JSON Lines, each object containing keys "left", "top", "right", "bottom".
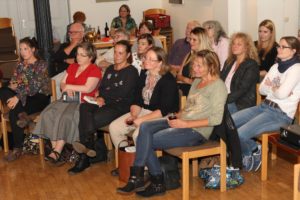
{"left": 51, "top": 42, "right": 78, "bottom": 76}
{"left": 221, "top": 58, "right": 259, "bottom": 111}
{"left": 133, "top": 70, "right": 179, "bottom": 116}
{"left": 178, "top": 52, "right": 192, "bottom": 96}
{"left": 99, "top": 64, "right": 139, "bottom": 109}
{"left": 254, "top": 41, "right": 278, "bottom": 72}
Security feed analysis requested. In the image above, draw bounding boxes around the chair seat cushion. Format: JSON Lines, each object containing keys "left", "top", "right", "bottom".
{"left": 165, "top": 141, "right": 220, "bottom": 157}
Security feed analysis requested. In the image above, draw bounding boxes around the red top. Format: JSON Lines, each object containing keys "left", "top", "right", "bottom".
{"left": 66, "top": 63, "right": 102, "bottom": 102}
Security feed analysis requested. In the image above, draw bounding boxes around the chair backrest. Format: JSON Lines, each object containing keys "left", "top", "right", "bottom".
{"left": 0, "top": 17, "right": 18, "bottom": 62}
{"left": 143, "top": 8, "right": 166, "bottom": 21}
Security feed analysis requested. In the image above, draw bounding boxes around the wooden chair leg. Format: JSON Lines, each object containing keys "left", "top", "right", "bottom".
{"left": 104, "top": 132, "right": 113, "bottom": 151}
{"left": 271, "top": 145, "right": 277, "bottom": 160}
{"left": 115, "top": 148, "right": 118, "bottom": 168}
{"left": 192, "top": 159, "right": 198, "bottom": 177}
{"left": 294, "top": 164, "right": 300, "bottom": 200}
{"left": 182, "top": 152, "right": 189, "bottom": 200}
{"left": 1, "top": 119, "right": 9, "bottom": 153}
{"left": 220, "top": 139, "right": 227, "bottom": 192}
{"left": 39, "top": 138, "right": 44, "bottom": 155}
{"left": 261, "top": 133, "right": 268, "bottom": 181}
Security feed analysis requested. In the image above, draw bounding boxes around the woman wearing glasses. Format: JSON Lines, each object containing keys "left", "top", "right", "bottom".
{"left": 232, "top": 36, "right": 300, "bottom": 172}
{"left": 33, "top": 42, "right": 101, "bottom": 165}
{"left": 255, "top": 19, "right": 278, "bottom": 77}
{"left": 109, "top": 47, "right": 179, "bottom": 175}
{"left": 117, "top": 50, "right": 227, "bottom": 197}
{"left": 221, "top": 32, "right": 260, "bottom": 114}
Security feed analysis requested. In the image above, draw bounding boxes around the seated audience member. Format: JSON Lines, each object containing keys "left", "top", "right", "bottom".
{"left": 68, "top": 40, "right": 139, "bottom": 174}
{"left": 168, "top": 20, "right": 200, "bottom": 71}
{"left": 52, "top": 22, "right": 85, "bottom": 98}
{"left": 96, "top": 28, "right": 129, "bottom": 71}
{"left": 109, "top": 47, "right": 179, "bottom": 174}
{"left": 203, "top": 20, "right": 229, "bottom": 70}
{"left": 132, "top": 33, "right": 155, "bottom": 74}
{"left": 66, "top": 11, "right": 87, "bottom": 42}
{"left": 177, "top": 27, "right": 213, "bottom": 96}
{"left": 254, "top": 19, "right": 277, "bottom": 77}
{"left": 232, "top": 36, "right": 300, "bottom": 172}
{"left": 0, "top": 37, "right": 50, "bottom": 162}
{"left": 117, "top": 50, "right": 227, "bottom": 197}
{"left": 221, "top": 32, "right": 259, "bottom": 114}
{"left": 33, "top": 42, "right": 101, "bottom": 165}
{"left": 110, "top": 4, "right": 137, "bottom": 36}
{"left": 131, "top": 21, "right": 163, "bottom": 52}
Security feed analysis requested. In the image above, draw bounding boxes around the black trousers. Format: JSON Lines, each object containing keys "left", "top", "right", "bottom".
{"left": 0, "top": 87, "right": 49, "bottom": 148}
{"left": 78, "top": 102, "right": 129, "bottom": 149}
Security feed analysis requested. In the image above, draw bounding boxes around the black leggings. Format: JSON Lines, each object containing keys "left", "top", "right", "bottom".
{"left": 0, "top": 87, "right": 50, "bottom": 148}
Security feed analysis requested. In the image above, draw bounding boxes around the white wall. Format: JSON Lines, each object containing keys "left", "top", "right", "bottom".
{"left": 68, "top": 0, "right": 161, "bottom": 33}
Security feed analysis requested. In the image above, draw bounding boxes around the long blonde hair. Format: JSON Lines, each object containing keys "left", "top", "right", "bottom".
{"left": 227, "top": 32, "right": 259, "bottom": 66}
{"left": 257, "top": 19, "right": 276, "bottom": 59}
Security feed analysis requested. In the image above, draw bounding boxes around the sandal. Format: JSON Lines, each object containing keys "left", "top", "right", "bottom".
{"left": 46, "top": 150, "right": 65, "bottom": 167}
{"left": 3, "top": 148, "right": 23, "bottom": 162}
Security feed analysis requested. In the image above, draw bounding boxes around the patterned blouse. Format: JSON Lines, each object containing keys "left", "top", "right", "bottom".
{"left": 11, "top": 60, "right": 50, "bottom": 106}
{"left": 111, "top": 16, "right": 137, "bottom": 33}
{"left": 142, "top": 71, "right": 161, "bottom": 105}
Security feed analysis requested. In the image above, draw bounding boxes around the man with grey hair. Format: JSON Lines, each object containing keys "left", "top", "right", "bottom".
{"left": 96, "top": 28, "right": 130, "bottom": 70}
{"left": 52, "top": 22, "right": 85, "bottom": 98}
{"left": 168, "top": 20, "right": 201, "bottom": 71}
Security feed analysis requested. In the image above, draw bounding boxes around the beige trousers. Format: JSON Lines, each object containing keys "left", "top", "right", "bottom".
{"left": 109, "top": 108, "right": 152, "bottom": 148}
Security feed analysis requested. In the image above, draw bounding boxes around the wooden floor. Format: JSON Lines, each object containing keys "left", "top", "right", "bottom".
{"left": 0, "top": 150, "right": 295, "bottom": 200}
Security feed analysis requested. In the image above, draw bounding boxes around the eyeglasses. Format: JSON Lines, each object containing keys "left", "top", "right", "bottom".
{"left": 276, "top": 45, "right": 292, "bottom": 50}
{"left": 142, "top": 57, "right": 159, "bottom": 62}
{"left": 68, "top": 31, "right": 83, "bottom": 35}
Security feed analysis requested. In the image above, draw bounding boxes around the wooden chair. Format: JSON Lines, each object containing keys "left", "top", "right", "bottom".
{"left": 294, "top": 163, "right": 300, "bottom": 200}
{"left": 0, "top": 79, "right": 57, "bottom": 155}
{"left": 164, "top": 96, "right": 227, "bottom": 200}
{"left": 257, "top": 82, "right": 300, "bottom": 180}
{"left": 0, "top": 18, "right": 18, "bottom": 63}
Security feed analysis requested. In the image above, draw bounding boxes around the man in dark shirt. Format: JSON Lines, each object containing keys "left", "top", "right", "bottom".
{"left": 51, "top": 22, "right": 85, "bottom": 98}
{"left": 168, "top": 20, "right": 200, "bottom": 72}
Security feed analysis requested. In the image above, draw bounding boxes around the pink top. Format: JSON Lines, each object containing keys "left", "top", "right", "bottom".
{"left": 66, "top": 63, "right": 102, "bottom": 102}
{"left": 212, "top": 37, "right": 229, "bottom": 71}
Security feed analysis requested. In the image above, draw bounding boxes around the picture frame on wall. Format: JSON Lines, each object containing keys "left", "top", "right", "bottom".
{"left": 169, "top": 0, "right": 184, "bottom": 4}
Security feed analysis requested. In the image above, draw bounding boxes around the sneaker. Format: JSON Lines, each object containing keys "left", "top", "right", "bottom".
{"left": 252, "top": 145, "right": 262, "bottom": 172}
{"left": 242, "top": 155, "right": 254, "bottom": 171}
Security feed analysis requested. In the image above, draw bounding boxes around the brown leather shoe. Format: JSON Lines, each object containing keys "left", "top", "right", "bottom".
{"left": 72, "top": 141, "right": 96, "bottom": 157}
{"left": 4, "top": 148, "right": 23, "bottom": 162}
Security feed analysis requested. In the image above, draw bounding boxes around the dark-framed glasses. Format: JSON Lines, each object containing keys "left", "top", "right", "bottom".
{"left": 276, "top": 44, "right": 292, "bottom": 50}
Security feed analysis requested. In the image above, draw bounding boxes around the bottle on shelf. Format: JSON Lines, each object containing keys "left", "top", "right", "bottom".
{"left": 96, "top": 26, "right": 101, "bottom": 40}
{"left": 104, "top": 22, "right": 109, "bottom": 38}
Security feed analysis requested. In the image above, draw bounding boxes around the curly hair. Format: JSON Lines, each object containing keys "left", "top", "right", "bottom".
{"left": 203, "top": 20, "right": 228, "bottom": 45}
{"left": 227, "top": 32, "right": 259, "bottom": 66}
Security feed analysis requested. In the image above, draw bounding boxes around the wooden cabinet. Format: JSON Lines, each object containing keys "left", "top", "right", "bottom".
{"left": 159, "top": 27, "right": 173, "bottom": 52}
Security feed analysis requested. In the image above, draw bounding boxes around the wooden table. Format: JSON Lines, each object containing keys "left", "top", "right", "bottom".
{"left": 93, "top": 35, "right": 167, "bottom": 52}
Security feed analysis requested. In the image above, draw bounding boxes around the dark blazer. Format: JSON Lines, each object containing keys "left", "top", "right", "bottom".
{"left": 221, "top": 58, "right": 259, "bottom": 111}
{"left": 133, "top": 70, "right": 179, "bottom": 116}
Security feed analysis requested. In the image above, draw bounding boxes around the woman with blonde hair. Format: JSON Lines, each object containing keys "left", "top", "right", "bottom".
{"left": 117, "top": 50, "right": 227, "bottom": 197}
{"left": 203, "top": 20, "right": 229, "bottom": 70}
{"left": 255, "top": 19, "right": 277, "bottom": 77}
{"left": 221, "top": 32, "right": 260, "bottom": 114}
{"left": 176, "top": 27, "right": 213, "bottom": 95}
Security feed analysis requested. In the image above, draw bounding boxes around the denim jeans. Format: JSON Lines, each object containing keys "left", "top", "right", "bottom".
{"left": 134, "top": 119, "right": 207, "bottom": 175}
{"left": 227, "top": 102, "right": 238, "bottom": 115}
{"left": 232, "top": 103, "right": 293, "bottom": 156}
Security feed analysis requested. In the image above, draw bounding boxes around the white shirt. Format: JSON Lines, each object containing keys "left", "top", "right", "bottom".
{"left": 224, "top": 62, "right": 237, "bottom": 94}
{"left": 260, "top": 63, "right": 300, "bottom": 118}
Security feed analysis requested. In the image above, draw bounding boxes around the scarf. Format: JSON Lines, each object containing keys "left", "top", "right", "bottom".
{"left": 277, "top": 56, "right": 300, "bottom": 73}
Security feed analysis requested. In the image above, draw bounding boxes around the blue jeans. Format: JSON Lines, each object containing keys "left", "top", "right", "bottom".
{"left": 227, "top": 102, "right": 238, "bottom": 115}
{"left": 232, "top": 103, "right": 293, "bottom": 156}
{"left": 134, "top": 119, "right": 207, "bottom": 175}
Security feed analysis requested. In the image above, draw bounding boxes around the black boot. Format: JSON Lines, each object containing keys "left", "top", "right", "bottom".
{"left": 116, "top": 166, "right": 145, "bottom": 194}
{"left": 136, "top": 174, "right": 166, "bottom": 197}
{"left": 68, "top": 153, "right": 90, "bottom": 175}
